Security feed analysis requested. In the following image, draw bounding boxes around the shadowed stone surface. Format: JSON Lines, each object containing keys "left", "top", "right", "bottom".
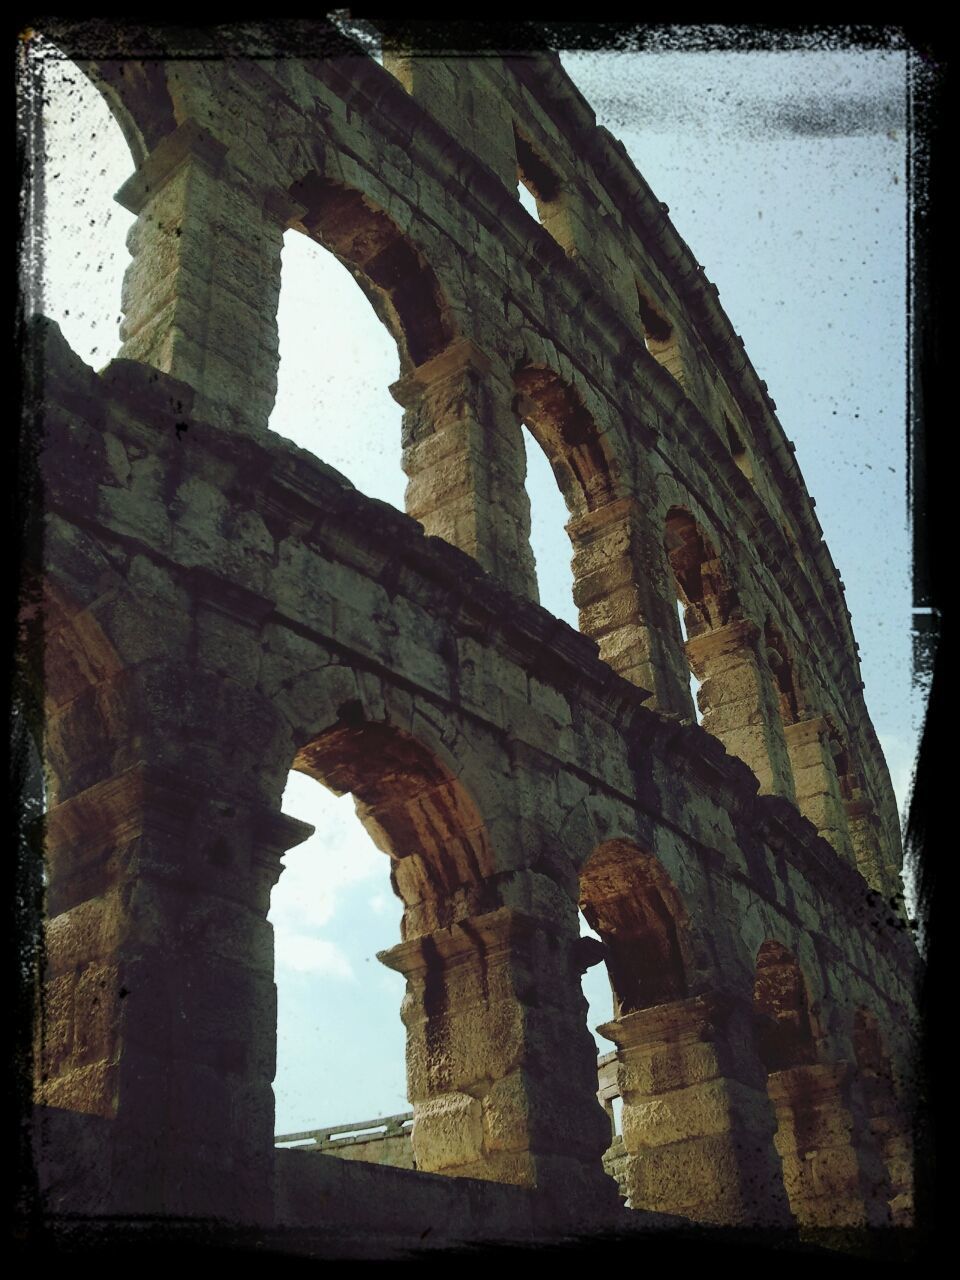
{"left": 23, "top": 21, "right": 917, "bottom": 1255}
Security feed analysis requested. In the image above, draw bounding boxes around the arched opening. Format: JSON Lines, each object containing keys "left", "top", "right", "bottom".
{"left": 753, "top": 940, "right": 817, "bottom": 1074}
{"left": 579, "top": 841, "right": 688, "bottom": 1020}
{"left": 24, "top": 39, "right": 136, "bottom": 371}
{"left": 666, "top": 510, "right": 796, "bottom": 795}
{"left": 270, "top": 711, "right": 496, "bottom": 1165}
{"left": 514, "top": 364, "right": 619, "bottom": 517}
{"left": 636, "top": 285, "right": 685, "bottom": 385}
{"left": 764, "top": 620, "right": 801, "bottom": 725}
{"left": 520, "top": 428, "right": 578, "bottom": 625}
{"left": 290, "top": 174, "right": 452, "bottom": 373}
{"left": 723, "top": 413, "right": 755, "bottom": 482}
{"left": 664, "top": 507, "right": 739, "bottom": 641}
{"left": 754, "top": 946, "right": 895, "bottom": 1228}
{"left": 514, "top": 362, "right": 622, "bottom": 631}
{"left": 674, "top": 601, "right": 703, "bottom": 723}
{"left": 270, "top": 771, "right": 408, "bottom": 1136}
{"left": 578, "top": 844, "right": 691, "bottom": 1213}
{"left": 664, "top": 507, "right": 739, "bottom": 726}
{"left": 514, "top": 126, "right": 571, "bottom": 250}
{"left": 272, "top": 174, "right": 453, "bottom": 507}
{"left": 28, "top": 579, "right": 138, "bottom": 1121}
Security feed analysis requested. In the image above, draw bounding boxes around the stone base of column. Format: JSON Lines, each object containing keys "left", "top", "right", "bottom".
{"left": 380, "top": 907, "right": 620, "bottom": 1227}
{"left": 599, "top": 994, "right": 794, "bottom": 1227}
{"left": 767, "top": 1063, "right": 892, "bottom": 1229}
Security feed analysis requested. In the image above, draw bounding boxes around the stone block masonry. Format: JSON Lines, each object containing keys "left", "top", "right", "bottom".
{"left": 23, "top": 20, "right": 916, "bottom": 1254}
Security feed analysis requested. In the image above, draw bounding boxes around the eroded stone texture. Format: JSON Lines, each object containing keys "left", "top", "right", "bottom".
{"left": 599, "top": 996, "right": 792, "bottom": 1226}
{"left": 25, "top": 21, "right": 916, "bottom": 1249}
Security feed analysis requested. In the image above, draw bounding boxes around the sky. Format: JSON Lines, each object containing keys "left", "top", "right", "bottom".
{"left": 26, "top": 37, "right": 921, "bottom": 1136}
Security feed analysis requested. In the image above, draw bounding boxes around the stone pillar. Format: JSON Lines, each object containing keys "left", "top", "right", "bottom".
{"left": 597, "top": 1050, "right": 619, "bottom": 1141}
{"left": 115, "top": 119, "right": 292, "bottom": 437}
{"left": 568, "top": 497, "right": 693, "bottom": 715}
{"left": 392, "top": 340, "right": 538, "bottom": 598}
{"left": 855, "top": 1058, "right": 914, "bottom": 1226}
{"left": 685, "top": 619, "right": 796, "bottom": 798}
{"left": 382, "top": 52, "right": 520, "bottom": 192}
{"left": 766, "top": 1062, "right": 892, "bottom": 1228}
{"left": 379, "top": 906, "right": 618, "bottom": 1221}
{"left": 598, "top": 993, "right": 793, "bottom": 1226}
{"left": 36, "top": 761, "right": 312, "bottom": 1221}
{"left": 783, "top": 718, "right": 856, "bottom": 866}
{"left": 844, "top": 795, "right": 902, "bottom": 900}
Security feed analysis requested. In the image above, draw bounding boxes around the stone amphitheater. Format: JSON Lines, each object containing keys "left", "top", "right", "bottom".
{"left": 21, "top": 20, "right": 919, "bottom": 1258}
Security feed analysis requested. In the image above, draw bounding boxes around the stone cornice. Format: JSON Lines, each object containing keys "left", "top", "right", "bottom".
{"left": 114, "top": 119, "right": 228, "bottom": 215}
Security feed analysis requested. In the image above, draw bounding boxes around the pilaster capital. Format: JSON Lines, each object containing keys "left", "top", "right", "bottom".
{"left": 844, "top": 795, "right": 876, "bottom": 823}
{"left": 597, "top": 990, "right": 745, "bottom": 1053}
{"left": 684, "top": 617, "right": 760, "bottom": 665}
{"left": 115, "top": 119, "right": 228, "bottom": 215}
{"left": 377, "top": 905, "right": 545, "bottom": 979}
{"left": 782, "top": 715, "right": 832, "bottom": 749}
{"left": 766, "top": 1060, "right": 853, "bottom": 1106}
{"left": 566, "top": 494, "right": 642, "bottom": 541}
{"left": 44, "top": 764, "right": 312, "bottom": 908}
{"left": 389, "top": 338, "right": 496, "bottom": 408}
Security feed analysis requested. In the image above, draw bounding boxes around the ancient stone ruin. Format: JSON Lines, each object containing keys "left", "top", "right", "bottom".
{"left": 21, "top": 21, "right": 918, "bottom": 1257}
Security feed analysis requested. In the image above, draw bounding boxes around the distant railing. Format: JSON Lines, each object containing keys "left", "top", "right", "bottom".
{"left": 276, "top": 1112, "right": 414, "bottom": 1151}
{"left": 276, "top": 1055, "right": 624, "bottom": 1150}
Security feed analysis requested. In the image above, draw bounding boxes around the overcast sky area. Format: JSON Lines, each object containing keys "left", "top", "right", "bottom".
{"left": 27, "top": 37, "right": 920, "bottom": 1135}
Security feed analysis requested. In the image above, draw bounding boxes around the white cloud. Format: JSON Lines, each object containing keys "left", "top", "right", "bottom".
{"left": 368, "top": 891, "right": 395, "bottom": 918}
{"left": 275, "top": 932, "right": 356, "bottom": 980}
{"left": 271, "top": 773, "right": 390, "bottom": 930}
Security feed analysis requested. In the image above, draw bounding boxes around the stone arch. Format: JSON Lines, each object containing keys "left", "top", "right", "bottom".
{"left": 665, "top": 507, "right": 796, "bottom": 797}
{"left": 513, "top": 124, "right": 578, "bottom": 255}
{"left": 753, "top": 939, "right": 818, "bottom": 1073}
{"left": 290, "top": 706, "right": 497, "bottom": 941}
{"left": 30, "top": 576, "right": 132, "bottom": 809}
{"left": 513, "top": 362, "right": 623, "bottom": 518}
{"left": 578, "top": 840, "right": 690, "bottom": 1017}
{"left": 763, "top": 618, "right": 802, "bottom": 726}
{"left": 289, "top": 172, "right": 455, "bottom": 373}
{"left": 510, "top": 360, "right": 693, "bottom": 709}
{"left": 664, "top": 506, "right": 740, "bottom": 639}
{"left": 74, "top": 58, "right": 177, "bottom": 167}
{"left": 755, "top": 943, "right": 891, "bottom": 1228}
{"left": 635, "top": 285, "right": 685, "bottom": 386}
{"left": 586, "top": 851, "right": 793, "bottom": 1226}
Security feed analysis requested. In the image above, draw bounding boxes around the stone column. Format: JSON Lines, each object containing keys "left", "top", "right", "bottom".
{"left": 598, "top": 993, "right": 793, "bottom": 1226}
{"left": 857, "top": 1063, "right": 914, "bottom": 1227}
{"left": 685, "top": 619, "right": 796, "bottom": 798}
{"left": 783, "top": 718, "right": 856, "bottom": 867}
{"left": 379, "top": 906, "right": 618, "bottom": 1221}
{"left": 843, "top": 795, "right": 903, "bottom": 901}
{"left": 766, "top": 1062, "right": 892, "bottom": 1228}
{"left": 597, "top": 1050, "right": 619, "bottom": 1141}
{"left": 36, "top": 761, "right": 312, "bottom": 1221}
{"left": 391, "top": 339, "right": 538, "bottom": 599}
{"left": 568, "top": 497, "right": 693, "bottom": 715}
{"left": 115, "top": 119, "right": 292, "bottom": 437}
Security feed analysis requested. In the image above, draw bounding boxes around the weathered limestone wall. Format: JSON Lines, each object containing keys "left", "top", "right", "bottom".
{"left": 30, "top": 317, "right": 915, "bottom": 1230}
{"left": 26, "top": 21, "right": 916, "bottom": 1247}
{"left": 71, "top": 32, "right": 904, "bottom": 902}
